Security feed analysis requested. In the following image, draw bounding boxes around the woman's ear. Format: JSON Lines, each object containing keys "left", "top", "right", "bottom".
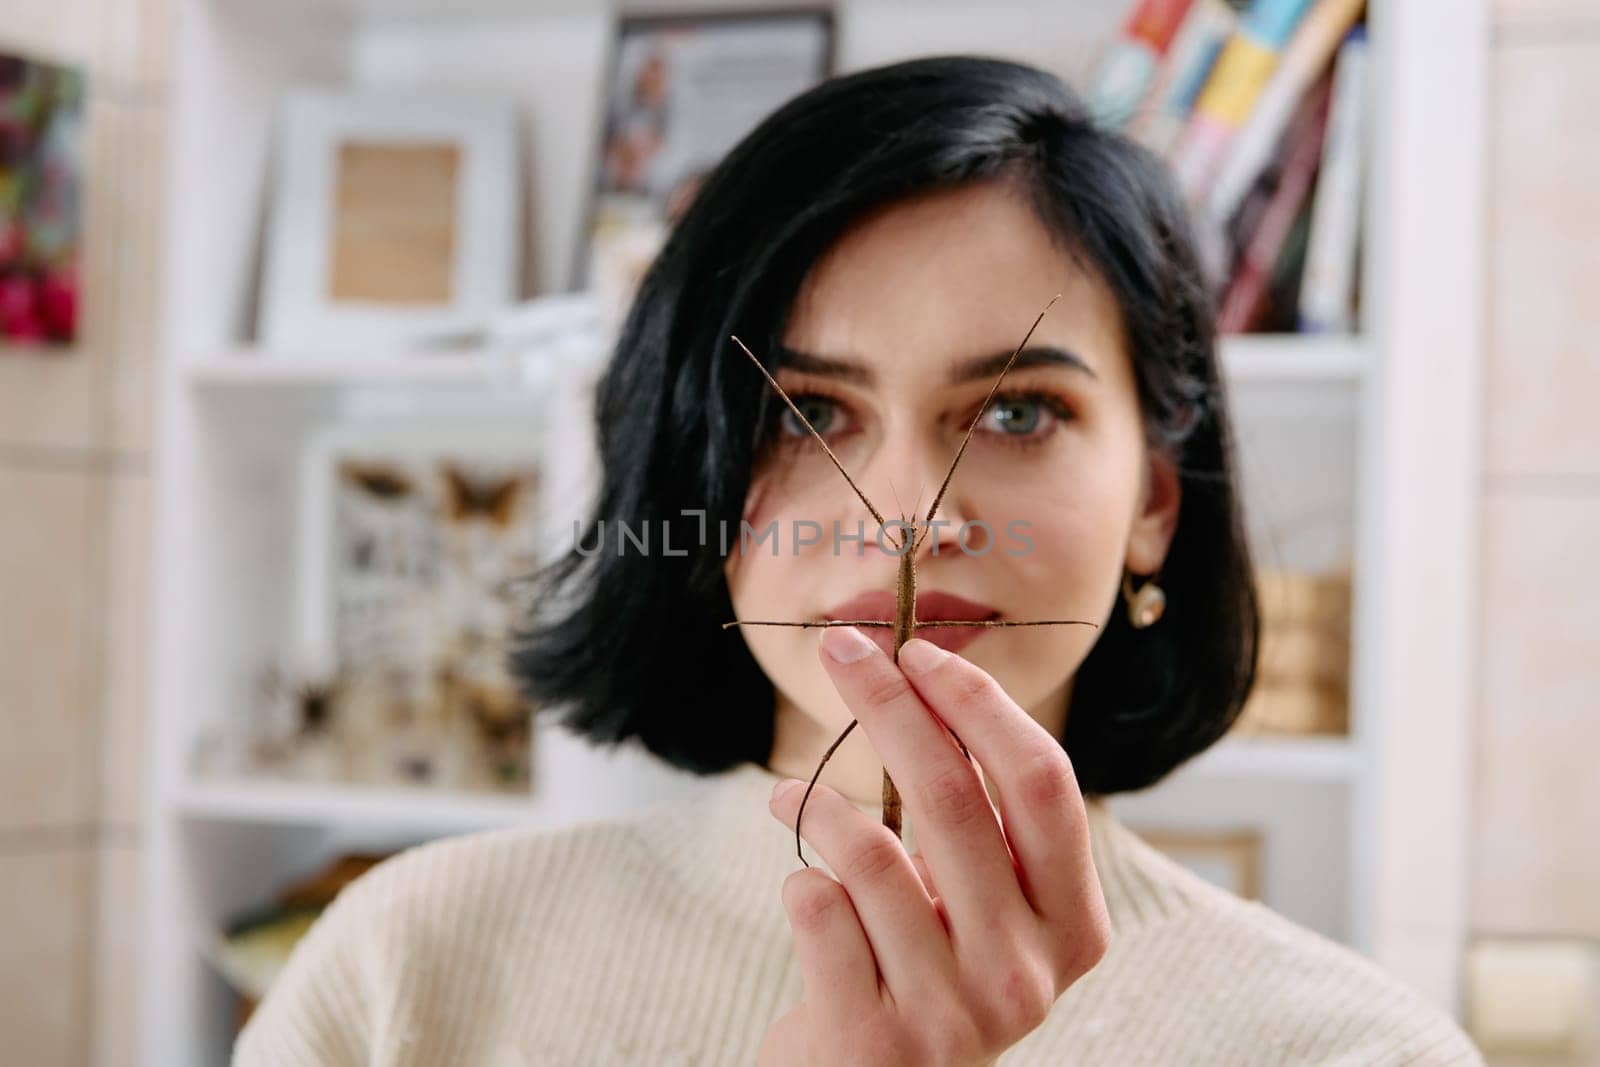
{"left": 1126, "top": 446, "right": 1181, "bottom": 574}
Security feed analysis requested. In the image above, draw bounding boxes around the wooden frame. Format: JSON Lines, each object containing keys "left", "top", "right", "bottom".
{"left": 1137, "top": 828, "right": 1265, "bottom": 901}
{"left": 258, "top": 89, "right": 520, "bottom": 353}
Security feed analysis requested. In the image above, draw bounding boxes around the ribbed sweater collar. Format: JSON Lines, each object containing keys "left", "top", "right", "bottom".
{"left": 632, "top": 761, "right": 1197, "bottom": 943}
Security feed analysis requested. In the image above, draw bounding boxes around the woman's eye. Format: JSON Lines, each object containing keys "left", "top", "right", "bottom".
{"left": 985, "top": 396, "right": 1043, "bottom": 434}
{"left": 978, "top": 392, "right": 1071, "bottom": 442}
{"left": 780, "top": 394, "right": 844, "bottom": 438}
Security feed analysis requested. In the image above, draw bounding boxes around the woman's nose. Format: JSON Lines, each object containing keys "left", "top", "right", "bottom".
{"left": 851, "top": 425, "right": 974, "bottom": 555}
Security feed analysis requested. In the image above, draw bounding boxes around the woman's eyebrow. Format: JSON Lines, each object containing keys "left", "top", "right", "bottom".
{"left": 948, "top": 345, "right": 1099, "bottom": 386}
{"left": 773, "top": 344, "right": 1098, "bottom": 387}
{"left": 774, "top": 345, "right": 873, "bottom": 385}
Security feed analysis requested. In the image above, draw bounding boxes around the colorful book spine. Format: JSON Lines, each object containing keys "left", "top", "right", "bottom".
{"left": 1169, "top": 0, "right": 1317, "bottom": 199}
{"left": 1088, "top": 0, "right": 1198, "bottom": 128}
{"left": 1297, "top": 26, "right": 1369, "bottom": 332}
{"left": 1205, "top": 0, "right": 1367, "bottom": 226}
{"left": 1128, "top": 0, "right": 1239, "bottom": 155}
{"left": 1216, "top": 74, "right": 1332, "bottom": 333}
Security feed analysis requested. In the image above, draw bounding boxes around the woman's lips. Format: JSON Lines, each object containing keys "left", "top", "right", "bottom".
{"left": 820, "top": 590, "right": 1001, "bottom": 658}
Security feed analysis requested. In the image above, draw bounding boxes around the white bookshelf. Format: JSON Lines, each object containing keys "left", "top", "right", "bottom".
{"left": 169, "top": 734, "right": 1363, "bottom": 835}
{"left": 176, "top": 333, "right": 1370, "bottom": 389}
{"left": 143, "top": 2, "right": 1486, "bottom": 1064}
{"left": 174, "top": 778, "right": 540, "bottom": 832}
{"left": 183, "top": 349, "right": 530, "bottom": 387}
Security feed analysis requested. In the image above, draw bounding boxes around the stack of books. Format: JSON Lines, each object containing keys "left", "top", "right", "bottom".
{"left": 1089, "top": 0, "right": 1369, "bottom": 335}
{"left": 208, "top": 851, "right": 395, "bottom": 1034}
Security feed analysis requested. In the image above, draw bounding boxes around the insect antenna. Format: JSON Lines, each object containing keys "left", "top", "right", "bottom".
{"left": 913, "top": 293, "right": 1060, "bottom": 555}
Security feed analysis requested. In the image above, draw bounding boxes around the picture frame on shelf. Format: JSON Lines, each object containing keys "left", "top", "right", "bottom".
{"left": 1136, "top": 827, "right": 1264, "bottom": 901}
{"left": 258, "top": 89, "right": 521, "bottom": 354}
{"left": 206, "top": 419, "right": 548, "bottom": 795}
{"left": 576, "top": 7, "right": 835, "bottom": 324}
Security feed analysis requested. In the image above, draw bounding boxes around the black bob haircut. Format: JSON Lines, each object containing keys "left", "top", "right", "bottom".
{"left": 511, "top": 54, "right": 1259, "bottom": 795}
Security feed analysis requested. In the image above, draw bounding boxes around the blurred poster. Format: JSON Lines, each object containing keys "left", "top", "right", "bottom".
{"left": 578, "top": 9, "right": 833, "bottom": 320}
{"left": 0, "top": 51, "right": 84, "bottom": 348}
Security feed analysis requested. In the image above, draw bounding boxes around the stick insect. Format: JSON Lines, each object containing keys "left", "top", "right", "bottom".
{"left": 724, "top": 295, "right": 1099, "bottom": 867}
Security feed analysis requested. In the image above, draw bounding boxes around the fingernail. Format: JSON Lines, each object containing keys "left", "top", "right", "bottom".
{"left": 897, "top": 638, "right": 948, "bottom": 675}
{"left": 770, "top": 778, "right": 802, "bottom": 804}
{"left": 822, "top": 625, "right": 876, "bottom": 663}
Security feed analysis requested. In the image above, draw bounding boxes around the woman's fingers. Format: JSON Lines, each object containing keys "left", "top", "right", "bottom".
{"left": 906, "top": 849, "right": 955, "bottom": 935}
{"left": 816, "top": 626, "right": 1033, "bottom": 946}
{"left": 769, "top": 777, "right": 957, "bottom": 1002}
{"left": 777, "top": 862, "right": 881, "bottom": 1030}
{"left": 907, "top": 849, "right": 937, "bottom": 901}
{"left": 893, "top": 637, "right": 1108, "bottom": 970}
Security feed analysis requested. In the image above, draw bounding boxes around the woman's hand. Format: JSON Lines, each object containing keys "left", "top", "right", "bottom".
{"left": 756, "top": 627, "right": 1111, "bottom": 1067}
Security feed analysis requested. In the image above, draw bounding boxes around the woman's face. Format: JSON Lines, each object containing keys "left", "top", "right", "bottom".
{"left": 723, "top": 177, "right": 1180, "bottom": 799}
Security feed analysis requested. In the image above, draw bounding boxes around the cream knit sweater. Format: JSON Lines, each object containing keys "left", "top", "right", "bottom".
{"left": 233, "top": 760, "right": 1482, "bottom": 1066}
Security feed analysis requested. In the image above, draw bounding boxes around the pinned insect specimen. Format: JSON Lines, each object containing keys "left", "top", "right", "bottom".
{"left": 724, "top": 296, "right": 1099, "bottom": 865}
{"left": 339, "top": 462, "right": 413, "bottom": 501}
{"left": 441, "top": 464, "right": 528, "bottom": 527}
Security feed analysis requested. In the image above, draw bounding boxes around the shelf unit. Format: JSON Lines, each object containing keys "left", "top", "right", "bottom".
{"left": 175, "top": 778, "right": 539, "bottom": 833}
{"left": 171, "top": 734, "right": 1364, "bottom": 833}
{"left": 176, "top": 332, "right": 1371, "bottom": 389}
{"left": 144, "top": 2, "right": 1485, "bottom": 1065}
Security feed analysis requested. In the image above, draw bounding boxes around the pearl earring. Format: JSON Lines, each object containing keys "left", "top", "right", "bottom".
{"left": 1122, "top": 569, "right": 1166, "bottom": 629}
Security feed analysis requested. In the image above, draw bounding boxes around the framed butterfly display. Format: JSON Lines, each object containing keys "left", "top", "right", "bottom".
{"left": 287, "top": 420, "right": 544, "bottom": 793}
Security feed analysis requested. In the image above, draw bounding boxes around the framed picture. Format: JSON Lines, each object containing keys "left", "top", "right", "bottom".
{"left": 1136, "top": 828, "right": 1264, "bottom": 900}
{"left": 259, "top": 90, "right": 520, "bottom": 353}
{"left": 284, "top": 420, "right": 545, "bottom": 792}
{"left": 576, "top": 8, "right": 834, "bottom": 320}
{"left": 0, "top": 51, "right": 85, "bottom": 347}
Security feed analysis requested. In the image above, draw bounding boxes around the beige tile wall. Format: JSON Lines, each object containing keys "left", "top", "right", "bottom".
{"left": 1476, "top": 2, "right": 1600, "bottom": 938}
{"left": 1493, "top": 0, "right": 1600, "bottom": 33}
{"left": 0, "top": 1, "right": 167, "bottom": 1065}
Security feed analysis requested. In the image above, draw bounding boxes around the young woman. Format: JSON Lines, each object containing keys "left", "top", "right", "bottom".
{"left": 234, "top": 56, "right": 1481, "bottom": 1066}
